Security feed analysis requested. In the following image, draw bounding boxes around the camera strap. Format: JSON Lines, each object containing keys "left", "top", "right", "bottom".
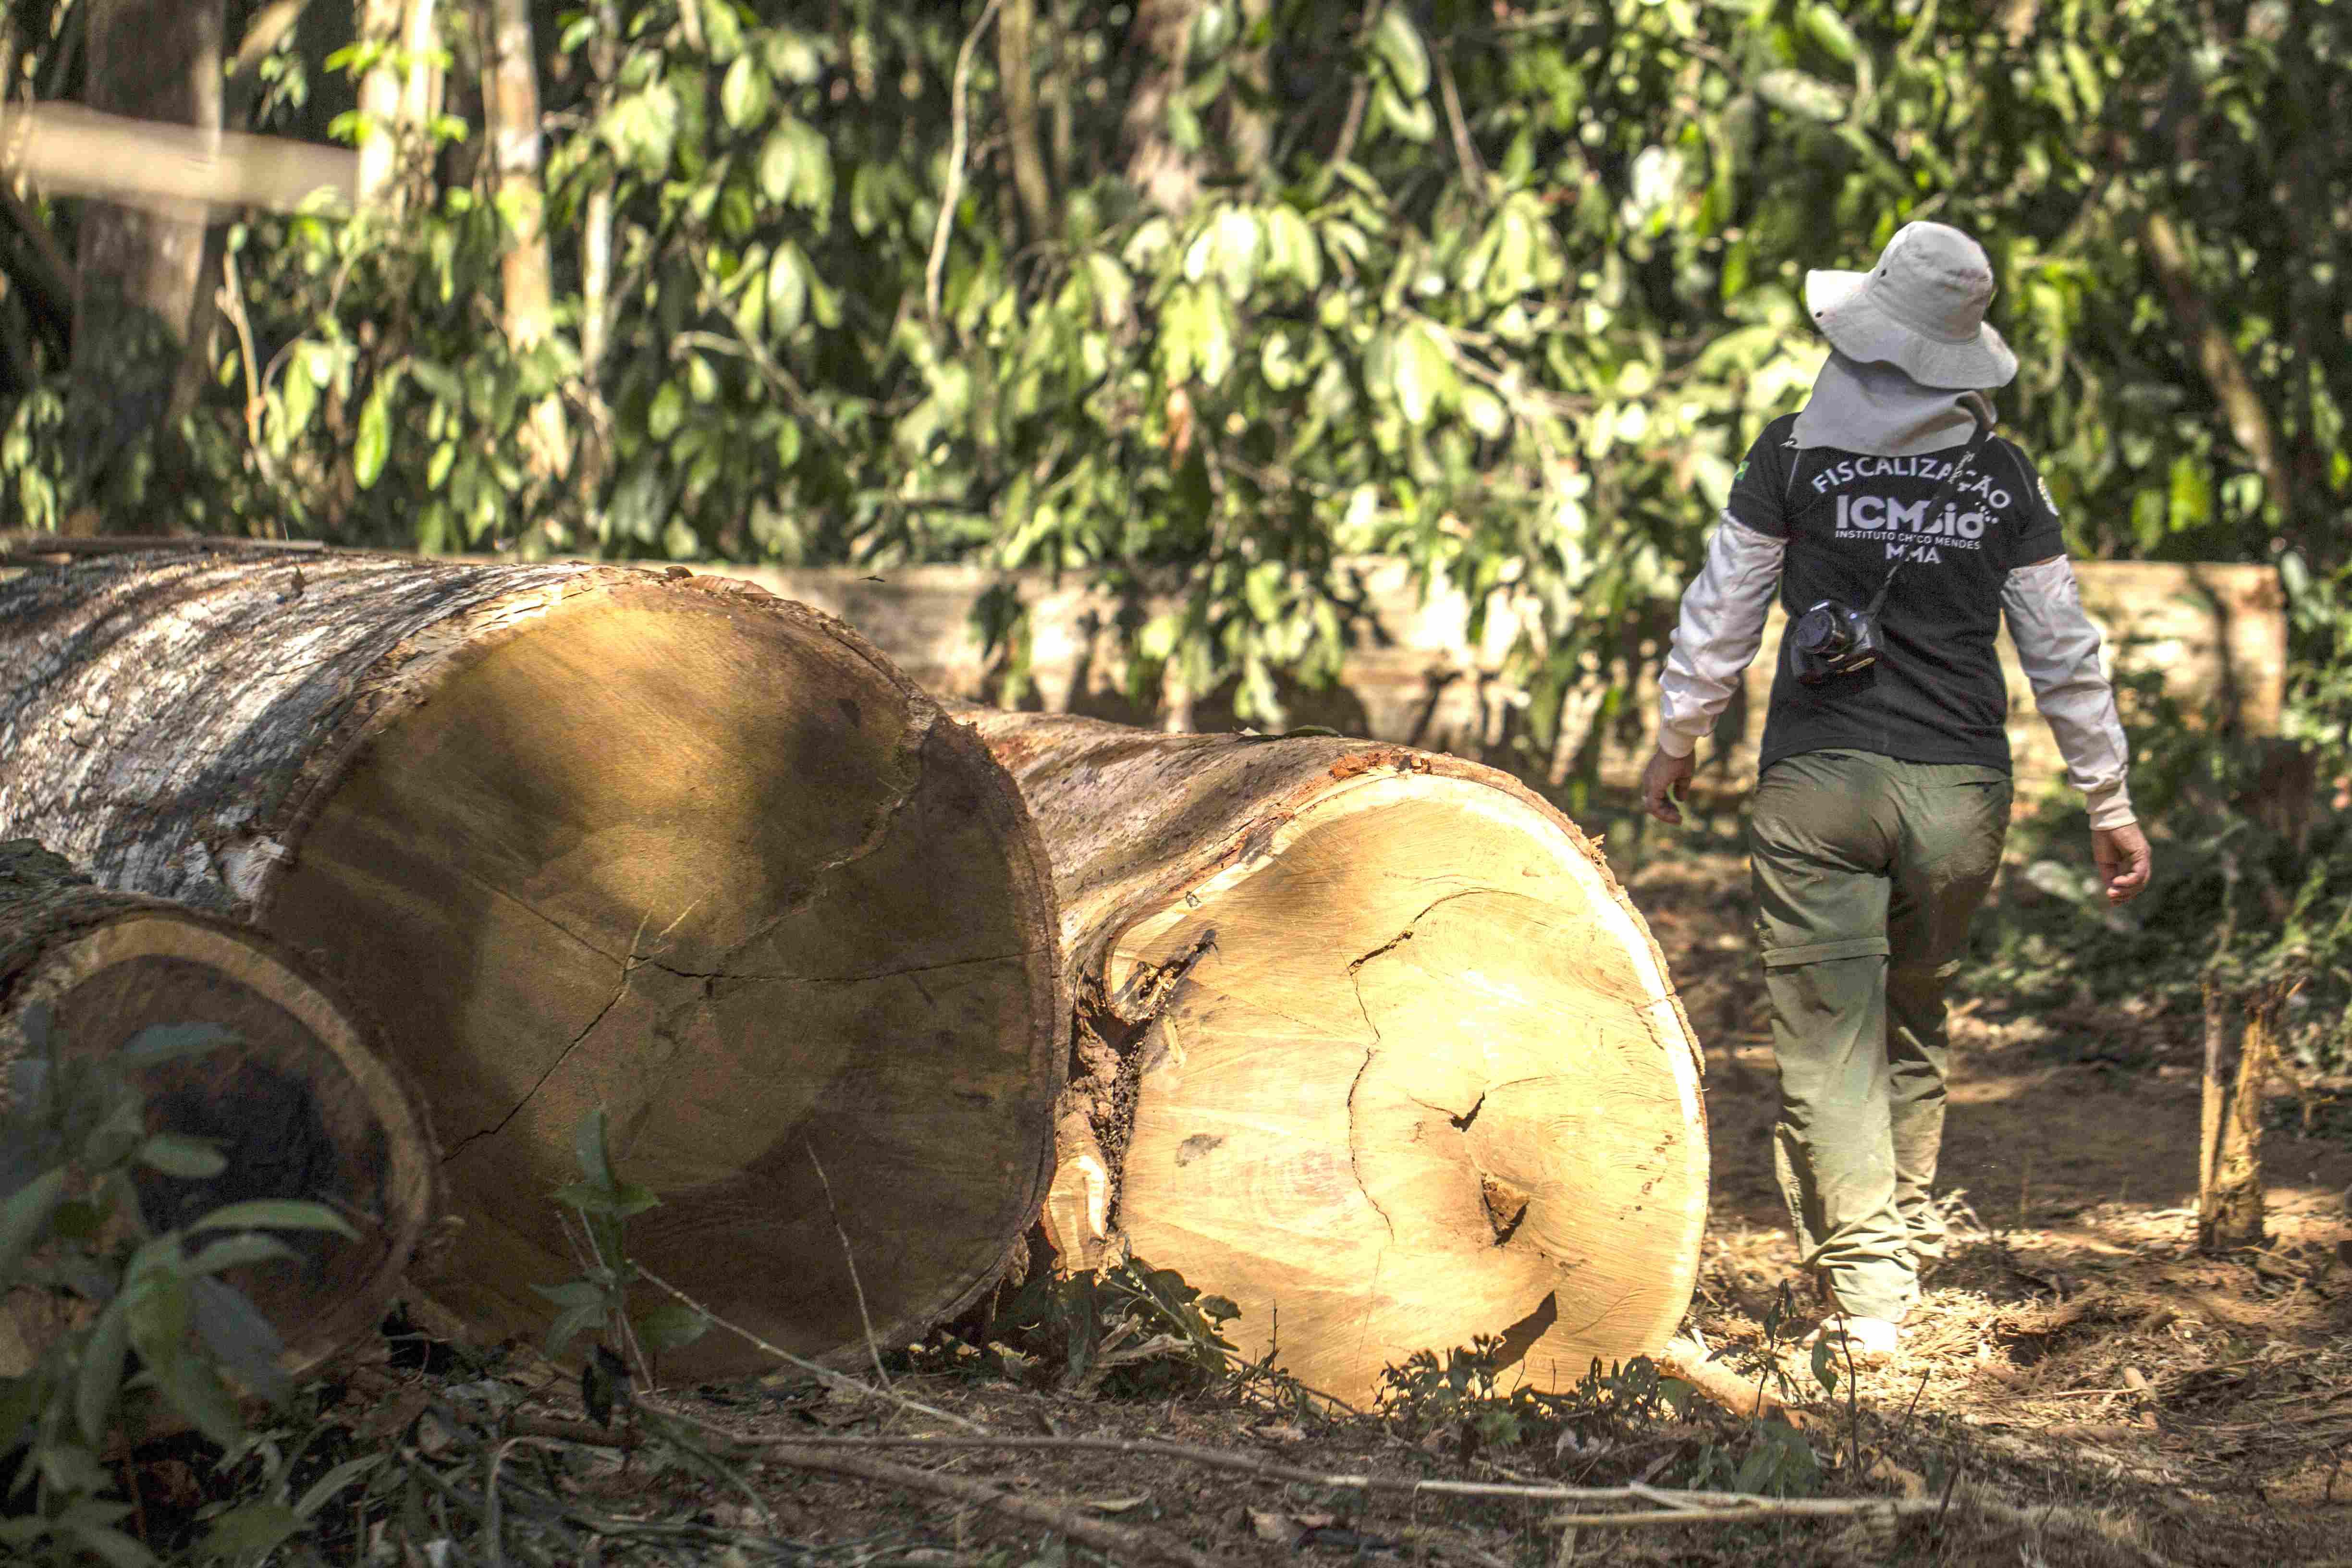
{"left": 1862, "top": 408, "right": 1997, "bottom": 620}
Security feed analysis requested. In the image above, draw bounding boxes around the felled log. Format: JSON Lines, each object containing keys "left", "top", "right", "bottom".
{"left": 968, "top": 711, "right": 1707, "bottom": 1403}
{"left": 0, "top": 839, "right": 436, "bottom": 1376}
{"left": 0, "top": 550, "right": 1064, "bottom": 1378}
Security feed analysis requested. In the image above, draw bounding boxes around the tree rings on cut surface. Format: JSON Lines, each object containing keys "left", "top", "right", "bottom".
{"left": 0, "top": 840, "right": 438, "bottom": 1377}
{"left": 0, "top": 554, "right": 1066, "bottom": 1377}
{"left": 969, "top": 712, "right": 1708, "bottom": 1404}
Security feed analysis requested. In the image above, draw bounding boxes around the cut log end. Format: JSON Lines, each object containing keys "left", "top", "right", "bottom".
{"left": 1107, "top": 770, "right": 1706, "bottom": 1399}
{"left": 254, "top": 577, "right": 1062, "bottom": 1377}
{"left": 967, "top": 713, "right": 1708, "bottom": 1407}
{"left": 1, "top": 846, "right": 438, "bottom": 1374}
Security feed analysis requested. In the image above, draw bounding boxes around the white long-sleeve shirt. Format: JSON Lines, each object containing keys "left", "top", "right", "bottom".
{"left": 1655, "top": 514, "right": 2137, "bottom": 829}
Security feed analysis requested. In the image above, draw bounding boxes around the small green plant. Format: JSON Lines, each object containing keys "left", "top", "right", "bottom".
{"left": 532, "top": 1108, "right": 709, "bottom": 1425}
{"left": 1377, "top": 1335, "right": 1695, "bottom": 1460}
{"left": 974, "top": 1258, "right": 1241, "bottom": 1398}
{"left": 0, "top": 1004, "right": 357, "bottom": 1566}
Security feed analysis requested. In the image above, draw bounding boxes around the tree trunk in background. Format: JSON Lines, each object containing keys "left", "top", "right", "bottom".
{"left": 1226, "top": 0, "right": 1274, "bottom": 178}
{"left": 968, "top": 710, "right": 1709, "bottom": 1404}
{"left": 0, "top": 839, "right": 440, "bottom": 1379}
{"left": 482, "top": 0, "right": 568, "bottom": 477}
{"left": 997, "top": 0, "right": 1055, "bottom": 245}
{"left": 71, "top": 0, "right": 225, "bottom": 529}
{"left": 0, "top": 550, "right": 1066, "bottom": 1379}
{"left": 355, "top": 0, "right": 405, "bottom": 201}
{"left": 576, "top": 0, "right": 620, "bottom": 517}
{"left": 1121, "top": 0, "right": 1201, "bottom": 215}
{"left": 2142, "top": 211, "right": 2295, "bottom": 528}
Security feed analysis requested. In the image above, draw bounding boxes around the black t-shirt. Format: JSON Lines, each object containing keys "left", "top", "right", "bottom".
{"left": 1725, "top": 413, "right": 2067, "bottom": 774}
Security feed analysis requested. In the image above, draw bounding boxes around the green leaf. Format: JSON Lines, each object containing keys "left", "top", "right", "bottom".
{"left": 76, "top": 1302, "right": 131, "bottom": 1445}
{"left": 631, "top": 1300, "right": 710, "bottom": 1351}
{"left": 545, "top": 1298, "right": 610, "bottom": 1357}
{"left": 0, "top": 1167, "right": 67, "bottom": 1280}
{"left": 1755, "top": 69, "right": 1848, "bottom": 123}
{"left": 184, "top": 1233, "right": 297, "bottom": 1277}
{"left": 58, "top": 1522, "right": 157, "bottom": 1568}
{"left": 1370, "top": 7, "right": 1429, "bottom": 98}
{"left": 1810, "top": 1335, "right": 1838, "bottom": 1395}
{"left": 355, "top": 375, "right": 395, "bottom": 490}
{"left": 197, "top": 1502, "right": 305, "bottom": 1564}
{"left": 721, "top": 55, "right": 772, "bottom": 130}
{"left": 573, "top": 1106, "right": 619, "bottom": 1190}
{"left": 532, "top": 1280, "right": 607, "bottom": 1308}
{"left": 648, "top": 381, "right": 686, "bottom": 441}
{"left": 294, "top": 1454, "right": 385, "bottom": 1520}
{"left": 190, "top": 1200, "right": 357, "bottom": 1240}
{"left": 1393, "top": 323, "right": 1454, "bottom": 427}
{"left": 137, "top": 1134, "right": 228, "bottom": 1181}
{"left": 768, "top": 245, "right": 808, "bottom": 334}
{"left": 758, "top": 126, "right": 797, "bottom": 203}
{"left": 1801, "top": 3, "right": 1860, "bottom": 66}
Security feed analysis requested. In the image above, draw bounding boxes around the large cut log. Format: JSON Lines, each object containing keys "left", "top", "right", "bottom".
{"left": 969, "top": 711, "right": 1707, "bottom": 1404}
{"left": 0, "top": 839, "right": 436, "bottom": 1376}
{"left": 0, "top": 551, "right": 1065, "bottom": 1378}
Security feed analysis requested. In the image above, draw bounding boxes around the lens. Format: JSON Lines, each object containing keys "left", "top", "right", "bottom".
{"left": 1794, "top": 606, "right": 1842, "bottom": 653}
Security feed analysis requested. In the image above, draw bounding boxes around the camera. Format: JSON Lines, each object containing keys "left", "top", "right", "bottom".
{"left": 1790, "top": 599, "right": 1883, "bottom": 685}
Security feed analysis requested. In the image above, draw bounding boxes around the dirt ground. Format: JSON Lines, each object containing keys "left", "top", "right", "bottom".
{"left": 1633, "top": 843, "right": 2352, "bottom": 1567}
{"left": 251, "top": 843, "right": 2352, "bottom": 1568}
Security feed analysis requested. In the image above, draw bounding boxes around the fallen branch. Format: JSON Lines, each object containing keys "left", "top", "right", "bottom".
{"left": 1547, "top": 1498, "right": 1926, "bottom": 1529}
{"left": 716, "top": 1431, "right": 1892, "bottom": 1512}
{"left": 764, "top": 1444, "right": 1225, "bottom": 1568}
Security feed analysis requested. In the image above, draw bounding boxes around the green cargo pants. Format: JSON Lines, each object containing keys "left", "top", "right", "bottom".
{"left": 1747, "top": 749, "right": 2011, "bottom": 1323}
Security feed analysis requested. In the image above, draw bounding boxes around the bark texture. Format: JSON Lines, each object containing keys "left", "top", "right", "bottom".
{"left": 968, "top": 710, "right": 1708, "bottom": 1403}
{"left": 0, "top": 839, "right": 439, "bottom": 1374}
{"left": 0, "top": 551, "right": 1066, "bottom": 1378}
{"left": 2199, "top": 980, "right": 2292, "bottom": 1251}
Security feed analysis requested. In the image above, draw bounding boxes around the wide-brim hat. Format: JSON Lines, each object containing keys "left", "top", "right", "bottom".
{"left": 1804, "top": 221, "right": 2019, "bottom": 390}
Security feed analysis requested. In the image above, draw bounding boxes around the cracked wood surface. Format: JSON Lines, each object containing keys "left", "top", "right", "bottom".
{"left": 0, "top": 839, "right": 438, "bottom": 1376}
{"left": 1, "top": 552, "right": 1066, "bottom": 1377}
{"left": 968, "top": 711, "right": 1707, "bottom": 1403}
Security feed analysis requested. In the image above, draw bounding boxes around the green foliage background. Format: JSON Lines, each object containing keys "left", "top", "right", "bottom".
{"left": 2, "top": 0, "right": 2345, "bottom": 751}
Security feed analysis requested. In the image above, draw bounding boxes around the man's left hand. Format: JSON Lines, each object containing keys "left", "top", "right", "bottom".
{"left": 2092, "top": 822, "right": 2153, "bottom": 904}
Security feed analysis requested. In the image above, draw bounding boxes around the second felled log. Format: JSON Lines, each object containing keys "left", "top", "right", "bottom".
{"left": 970, "top": 711, "right": 1709, "bottom": 1405}
{"left": 0, "top": 550, "right": 1065, "bottom": 1378}
{"left": 0, "top": 839, "right": 437, "bottom": 1377}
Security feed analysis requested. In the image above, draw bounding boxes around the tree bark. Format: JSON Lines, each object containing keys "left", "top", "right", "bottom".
{"left": 2141, "top": 210, "right": 2295, "bottom": 527}
{"left": 2199, "top": 980, "right": 2290, "bottom": 1251}
{"left": 1120, "top": 0, "right": 1201, "bottom": 215}
{"left": 1226, "top": 0, "right": 1274, "bottom": 178}
{"left": 481, "top": 0, "right": 569, "bottom": 477}
{"left": 71, "top": 0, "right": 225, "bottom": 527}
{"left": 0, "top": 839, "right": 440, "bottom": 1377}
{"left": 997, "top": 0, "right": 1055, "bottom": 245}
{"left": 0, "top": 550, "right": 1066, "bottom": 1378}
{"left": 967, "top": 710, "right": 1709, "bottom": 1404}
{"left": 355, "top": 0, "right": 405, "bottom": 201}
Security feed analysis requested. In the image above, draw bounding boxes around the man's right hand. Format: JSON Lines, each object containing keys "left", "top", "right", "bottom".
{"left": 1642, "top": 746, "right": 1696, "bottom": 826}
{"left": 2093, "top": 821, "right": 2153, "bottom": 904}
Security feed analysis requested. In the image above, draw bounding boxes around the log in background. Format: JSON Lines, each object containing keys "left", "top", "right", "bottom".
{"left": 675, "top": 559, "right": 2285, "bottom": 805}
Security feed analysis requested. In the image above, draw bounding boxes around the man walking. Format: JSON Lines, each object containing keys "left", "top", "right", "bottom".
{"left": 1642, "top": 221, "right": 2153, "bottom": 1356}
